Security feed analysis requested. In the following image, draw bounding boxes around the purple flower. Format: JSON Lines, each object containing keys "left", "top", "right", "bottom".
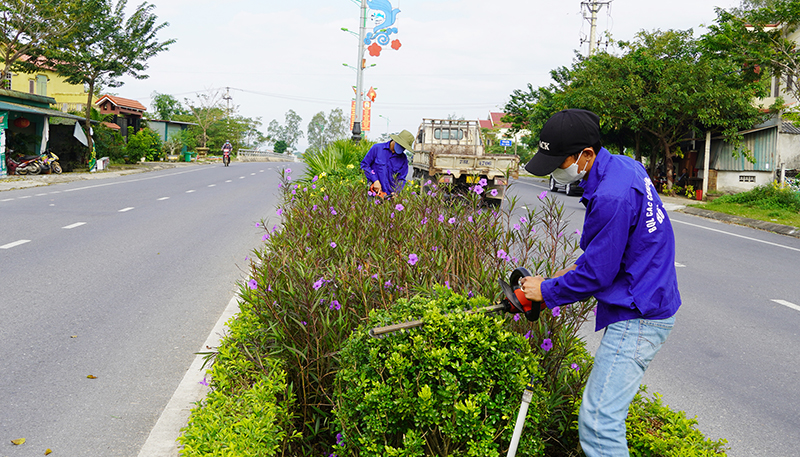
{"left": 513, "top": 314, "right": 521, "bottom": 322}
{"left": 408, "top": 253, "right": 419, "bottom": 265}
{"left": 198, "top": 376, "right": 209, "bottom": 386}
{"left": 479, "top": 178, "right": 488, "bottom": 187}
{"left": 438, "top": 214, "right": 445, "bottom": 222}
{"left": 497, "top": 249, "right": 511, "bottom": 262}
{"left": 395, "top": 203, "right": 404, "bottom": 211}
{"left": 285, "top": 168, "right": 292, "bottom": 174}
{"left": 558, "top": 231, "right": 564, "bottom": 238}
{"left": 468, "top": 290, "right": 474, "bottom": 298}
{"left": 541, "top": 338, "right": 553, "bottom": 352}
{"left": 425, "top": 180, "right": 432, "bottom": 186}
{"left": 262, "top": 234, "right": 269, "bottom": 241}
{"left": 520, "top": 216, "right": 528, "bottom": 224}
{"left": 513, "top": 224, "right": 521, "bottom": 231}
{"left": 371, "top": 274, "right": 378, "bottom": 279}
{"left": 530, "top": 226, "right": 537, "bottom": 234}
{"left": 538, "top": 191, "right": 547, "bottom": 200}
{"left": 336, "top": 433, "right": 344, "bottom": 446}
{"left": 312, "top": 184, "right": 316, "bottom": 189}
{"left": 421, "top": 217, "right": 428, "bottom": 225}
{"left": 468, "top": 216, "right": 474, "bottom": 222}
{"left": 575, "top": 229, "right": 581, "bottom": 235}
{"left": 329, "top": 300, "right": 341, "bottom": 310}
{"left": 384, "top": 280, "right": 392, "bottom": 289}
{"left": 330, "top": 207, "right": 337, "bottom": 215}
{"left": 301, "top": 321, "right": 307, "bottom": 326}
{"left": 248, "top": 279, "right": 257, "bottom": 290}
{"left": 552, "top": 306, "right": 561, "bottom": 317}
{"left": 571, "top": 363, "right": 580, "bottom": 371}
{"left": 444, "top": 281, "right": 450, "bottom": 289}
{"left": 312, "top": 204, "right": 318, "bottom": 211}
{"left": 330, "top": 242, "right": 337, "bottom": 248}
{"left": 490, "top": 189, "right": 498, "bottom": 197}
{"left": 313, "top": 278, "right": 325, "bottom": 290}
{"left": 255, "top": 222, "right": 260, "bottom": 227}
{"left": 312, "top": 175, "right": 319, "bottom": 182}
{"left": 277, "top": 208, "right": 284, "bottom": 216}
{"left": 324, "top": 195, "right": 329, "bottom": 201}
{"left": 245, "top": 256, "right": 249, "bottom": 261}
{"left": 390, "top": 212, "right": 395, "bottom": 219}
{"left": 448, "top": 217, "right": 456, "bottom": 224}
{"left": 473, "top": 185, "right": 484, "bottom": 194}
{"left": 287, "top": 176, "right": 292, "bottom": 182}
{"left": 523, "top": 330, "right": 532, "bottom": 340}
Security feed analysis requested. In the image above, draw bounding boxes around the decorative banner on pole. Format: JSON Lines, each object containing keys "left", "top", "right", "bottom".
{"left": 0, "top": 111, "right": 7, "bottom": 177}
{"left": 351, "top": 100, "right": 372, "bottom": 132}
{"left": 364, "top": 0, "right": 401, "bottom": 57}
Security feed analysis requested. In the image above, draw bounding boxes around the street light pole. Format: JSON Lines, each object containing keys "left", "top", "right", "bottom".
{"left": 352, "top": 0, "right": 367, "bottom": 142}
{"left": 379, "top": 114, "right": 390, "bottom": 135}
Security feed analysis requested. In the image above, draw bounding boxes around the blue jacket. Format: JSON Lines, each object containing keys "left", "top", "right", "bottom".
{"left": 360, "top": 141, "right": 409, "bottom": 194}
{"left": 541, "top": 148, "right": 681, "bottom": 330}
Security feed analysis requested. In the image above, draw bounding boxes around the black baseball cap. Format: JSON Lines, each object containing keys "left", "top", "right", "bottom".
{"left": 524, "top": 109, "right": 600, "bottom": 176}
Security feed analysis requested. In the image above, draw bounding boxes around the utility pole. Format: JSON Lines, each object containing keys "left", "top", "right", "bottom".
{"left": 352, "top": 0, "right": 368, "bottom": 142}
{"left": 223, "top": 86, "right": 233, "bottom": 140}
{"left": 581, "top": 1, "right": 612, "bottom": 56}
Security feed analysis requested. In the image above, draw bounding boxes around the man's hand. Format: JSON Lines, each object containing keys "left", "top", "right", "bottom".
{"left": 370, "top": 180, "right": 382, "bottom": 194}
{"left": 519, "top": 275, "right": 545, "bottom": 302}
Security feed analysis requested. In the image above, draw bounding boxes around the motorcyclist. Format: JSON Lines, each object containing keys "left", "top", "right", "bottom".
{"left": 222, "top": 141, "right": 232, "bottom": 166}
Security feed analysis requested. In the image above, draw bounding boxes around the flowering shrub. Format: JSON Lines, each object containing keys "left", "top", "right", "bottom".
{"left": 334, "top": 289, "right": 547, "bottom": 456}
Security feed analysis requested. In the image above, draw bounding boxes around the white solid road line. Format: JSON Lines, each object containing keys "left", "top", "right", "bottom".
{"left": 672, "top": 219, "right": 800, "bottom": 253}
{"left": 136, "top": 296, "right": 240, "bottom": 457}
{"left": 1, "top": 239, "right": 31, "bottom": 249}
{"left": 62, "top": 222, "right": 87, "bottom": 229}
{"left": 771, "top": 299, "right": 800, "bottom": 313}
{"left": 118, "top": 207, "right": 135, "bottom": 212}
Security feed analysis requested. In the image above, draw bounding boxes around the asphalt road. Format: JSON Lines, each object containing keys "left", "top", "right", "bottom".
{"left": 510, "top": 177, "right": 800, "bottom": 457}
{"left": 0, "top": 162, "right": 292, "bottom": 456}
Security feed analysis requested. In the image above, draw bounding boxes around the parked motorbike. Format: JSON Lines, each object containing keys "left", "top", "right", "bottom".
{"left": 7, "top": 154, "right": 42, "bottom": 175}
{"left": 40, "top": 150, "right": 62, "bottom": 174}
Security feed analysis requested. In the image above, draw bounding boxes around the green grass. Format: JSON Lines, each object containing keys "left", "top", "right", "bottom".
{"left": 691, "top": 201, "right": 800, "bottom": 227}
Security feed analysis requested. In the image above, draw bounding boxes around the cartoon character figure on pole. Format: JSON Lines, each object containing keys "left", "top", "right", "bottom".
{"left": 365, "top": 0, "right": 402, "bottom": 57}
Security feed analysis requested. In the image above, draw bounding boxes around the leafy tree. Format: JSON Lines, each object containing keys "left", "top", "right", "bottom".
{"left": 149, "top": 92, "right": 188, "bottom": 120}
{"left": 267, "top": 109, "right": 303, "bottom": 151}
{"left": 506, "top": 29, "right": 772, "bottom": 189}
{"left": 25, "top": 0, "right": 174, "bottom": 159}
{"left": 306, "top": 108, "right": 350, "bottom": 152}
{"left": 0, "top": 0, "right": 85, "bottom": 88}
{"left": 125, "top": 126, "right": 162, "bottom": 162}
{"left": 185, "top": 90, "right": 225, "bottom": 148}
{"left": 273, "top": 140, "right": 288, "bottom": 154}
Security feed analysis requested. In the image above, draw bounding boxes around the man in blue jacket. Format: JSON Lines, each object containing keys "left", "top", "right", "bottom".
{"left": 360, "top": 129, "right": 415, "bottom": 197}
{"left": 521, "top": 109, "right": 681, "bottom": 457}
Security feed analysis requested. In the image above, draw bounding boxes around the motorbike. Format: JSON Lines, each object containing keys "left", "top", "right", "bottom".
{"left": 39, "top": 150, "right": 62, "bottom": 174}
{"left": 7, "top": 154, "right": 42, "bottom": 175}
{"left": 5, "top": 150, "right": 62, "bottom": 175}
{"left": 222, "top": 149, "right": 231, "bottom": 166}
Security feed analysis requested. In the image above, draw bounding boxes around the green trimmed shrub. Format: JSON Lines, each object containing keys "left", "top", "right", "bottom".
{"left": 626, "top": 388, "right": 728, "bottom": 456}
{"left": 334, "top": 289, "right": 547, "bottom": 457}
{"left": 126, "top": 127, "right": 163, "bottom": 162}
{"left": 178, "top": 309, "right": 299, "bottom": 456}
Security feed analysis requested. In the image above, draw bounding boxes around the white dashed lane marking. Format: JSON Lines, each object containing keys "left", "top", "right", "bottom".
{"left": 208, "top": 184, "right": 216, "bottom": 187}
{"left": 1, "top": 240, "right": 31, "bottom": 249}
{"left": 225, "top": 180, "right": 232, "bottom": 183}
{"left": 1, "top": 198, "right": 13, "bottom": 202}
{"left": 158, "top": 197, "right": 170, "bottom": 201}
{"left": 186, "top": 190, "right": 196, "bottom": 193}
{"left": 772, "top": 300, "right": 800, "bottom": 313}
{"left": 675, "top": 262, "right": 686, "bottom": 268}
{"left": 63, "top": 222, "right": 86, "bottom": 230}
{"left": 118, "top": 207, "right": 135, "bottom": 212}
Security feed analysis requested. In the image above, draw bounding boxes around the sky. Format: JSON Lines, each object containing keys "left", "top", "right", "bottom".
{"left": 117, "top": 0, "right": 743, "bottom": 151}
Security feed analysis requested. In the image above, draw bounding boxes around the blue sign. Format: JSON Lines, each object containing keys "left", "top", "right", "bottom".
{"left": 365, "top": 0, "right": 400, "bottom": 45}
{"left": 500, "top": 139, "right": 512, "bottom": 147}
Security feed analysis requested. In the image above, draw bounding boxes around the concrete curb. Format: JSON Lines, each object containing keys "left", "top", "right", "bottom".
{"left": 136, "top": 296, "right": 240, "bottom": 457}
{"left": 680, "top": 206, "right": 800, "bottom": 239}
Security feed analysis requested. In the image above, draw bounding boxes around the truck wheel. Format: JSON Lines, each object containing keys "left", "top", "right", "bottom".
{"left": 549, "top": 176, "right": 558, "bottom": 192}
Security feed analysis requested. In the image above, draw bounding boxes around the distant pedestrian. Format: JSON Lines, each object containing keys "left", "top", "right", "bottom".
{"left": 360, "top": 129, "right": 415, "bottom": 198}
{"left": 520, "top": 109, "right": 681, "bottom": 457}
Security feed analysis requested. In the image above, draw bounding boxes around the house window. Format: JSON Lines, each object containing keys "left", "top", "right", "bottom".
{"left": 36, "top": 75, "right": 47, "bottom": 96}
{"left": 739, "top": 175, "right": 756, "bottom": 183}
{"left": 29, "top": 79, "right": 35, "bottom": 94}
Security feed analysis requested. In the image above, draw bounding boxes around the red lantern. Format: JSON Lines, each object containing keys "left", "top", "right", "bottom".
{"left": 13, "top": 117, "right": 31, "bottom": 128}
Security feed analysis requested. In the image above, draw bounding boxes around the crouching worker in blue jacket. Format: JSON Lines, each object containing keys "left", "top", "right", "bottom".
{"left": 360, "top": 130, "right": 415, "bottom": 198}
{"left": 520, "top": 109, "right": 681, "bottom": 457}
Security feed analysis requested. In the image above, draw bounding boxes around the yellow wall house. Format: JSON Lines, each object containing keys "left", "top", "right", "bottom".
{"left": 4, "top": 56, "right": 96, "bottom": 114}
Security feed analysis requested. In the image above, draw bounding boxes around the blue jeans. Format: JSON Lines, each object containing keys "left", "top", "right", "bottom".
{"left": 578, "top": 316, "right": 675, "bottom": 457}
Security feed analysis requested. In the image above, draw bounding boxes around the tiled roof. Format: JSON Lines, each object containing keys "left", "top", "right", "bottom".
{"left": 479, "top": 119, "right": 493, "bottom": 129}
{"left": 488, "top": 112, "right": 511, "bottom": 129}
{"left": 96, "top": 94, "right": 146, "bottom": 111}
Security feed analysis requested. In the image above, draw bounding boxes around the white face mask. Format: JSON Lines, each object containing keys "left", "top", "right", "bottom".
{"left": 552, "top": 152, "right": 588, "bottom": 184}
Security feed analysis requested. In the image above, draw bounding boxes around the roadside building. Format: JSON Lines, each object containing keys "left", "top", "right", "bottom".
{"left": 96, "top": 94, "right": 147, "bottom": 139}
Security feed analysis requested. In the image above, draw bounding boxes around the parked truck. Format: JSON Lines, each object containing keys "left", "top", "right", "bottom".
{"left": 411, "top": 118, "right": 519, "bottom": 203}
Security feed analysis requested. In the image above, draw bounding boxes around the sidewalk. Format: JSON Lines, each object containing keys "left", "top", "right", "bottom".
{"left": 0, "top": 162, "right": 200, "bottom": 192}
{"left": 660, "top": 194, "right": 800, "bottom": 239}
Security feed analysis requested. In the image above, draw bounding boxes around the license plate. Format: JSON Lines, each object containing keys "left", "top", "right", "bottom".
{"left": 465, "top": 175, "right": 480, "bottom": 184}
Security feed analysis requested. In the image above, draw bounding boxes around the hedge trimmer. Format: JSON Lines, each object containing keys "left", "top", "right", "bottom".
{"left": 368, "top": 267, "right": 548, "bottom": 457}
